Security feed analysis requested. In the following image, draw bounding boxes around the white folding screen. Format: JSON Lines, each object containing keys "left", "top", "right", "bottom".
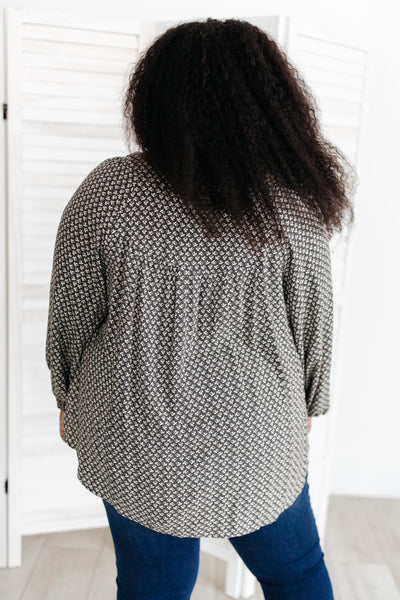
{"left": 2, "top": 8, "right": 369, "bottom": 575}
{"left": 4, "top": 6, "right": 154, "bottom": 566}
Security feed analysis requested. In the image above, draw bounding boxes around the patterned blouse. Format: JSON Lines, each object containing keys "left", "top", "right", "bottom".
{"left": 45, "top": 151, "right": 334, "bottom": 538}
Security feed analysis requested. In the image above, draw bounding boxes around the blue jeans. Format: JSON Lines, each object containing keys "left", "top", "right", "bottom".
{"left": 102, "top": 474, "right": 334, "bottom": 599}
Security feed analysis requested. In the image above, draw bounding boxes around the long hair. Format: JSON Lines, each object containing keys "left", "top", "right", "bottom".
{"left": 122, "top": 17, "right": 357, "bottom": 252}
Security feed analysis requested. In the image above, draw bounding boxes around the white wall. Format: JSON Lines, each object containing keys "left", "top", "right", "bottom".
{"left": 2, "top": 0, "right": 399, "bottom": 498}
{"left": 328, "top": 32, "right": 400, "bottom": 497}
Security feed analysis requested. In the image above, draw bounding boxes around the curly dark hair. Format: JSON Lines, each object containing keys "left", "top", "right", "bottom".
{"left": 122, "top": 17, "right": 357, "bottom": 252}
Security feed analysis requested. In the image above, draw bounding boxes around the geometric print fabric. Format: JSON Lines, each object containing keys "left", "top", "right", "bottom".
{"left": 45, "top": 152, "right": 334, "bottom": 537}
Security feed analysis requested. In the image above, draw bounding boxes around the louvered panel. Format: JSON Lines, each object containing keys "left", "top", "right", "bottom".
{"left": 22, "top": 79, "right": 123, "bottom": 98}
{"left": 319, "top": 113, "right": 360, "bottom": 128}
{"left": 23, "top": 130, "right": 123, "bottom": 152}
{"left": 22, "top": 7, "right": 143, "bottom": 35}
{"left": 289, "top": 34, "right": 367, "bottom": 168}
{"left": 23, "top": 23, "right": 140, "bottom": 49}
{"left": 295, "top": 33, "right": 365, "bottom": 63}
{"left": 23, "top": 51, "right": 131, "bottom": 73}
{"left": 19, "top": 12, "right": 142, "bottom": 421}
{"left": 306, "top": 83, "right": 363, "bottom": 102}
{"left": 288, "top": 31, "right": 367, "bottom": 359}
{"left": 23, "top": 38, "right": 138, "bottom": 62}
{"left": 24, "top": 94, "right": 124, "bottom": 113}
{"left": 5, "top": 6, "right": 154, "bottom": 554}
{"left": 297, "top": 64, "right": 364, "bottom": 89}
{"left": 294, "top": 51, "right": 365, "bottom": 77}
{"left": 318, "top": 96, "right": 360, "bottom": 117}
{"left": 22, "top": 107, "right": 121, "bottom": 125}
{"left": 23, "top": 170, "right": 106, "bottom": 189}
{"left": 23, "top": 145, "right": 123, "bottom": 162}
{"left": 283, "top": 19, "right": 368, "bottom": 548}
{"left": 22, "top": 124, "right": 124, "bottom": 163}
{"left": 22, "top": 66, "right": 123, "bottom": 87}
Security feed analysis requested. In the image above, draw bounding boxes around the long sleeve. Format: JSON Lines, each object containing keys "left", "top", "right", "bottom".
{"left": 282, "top": 213, "right": 334, "bottom": 417}
{"left": 45, "top": 162, "right": 110, "bottom": 410}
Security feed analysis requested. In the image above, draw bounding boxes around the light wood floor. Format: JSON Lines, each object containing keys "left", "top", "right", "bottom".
{"left": 1, "top": 493, "right": 399, "bottom": 599}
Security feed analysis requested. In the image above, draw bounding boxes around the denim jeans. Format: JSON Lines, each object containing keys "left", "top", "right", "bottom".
{"left": 102, "top": 473, "right": 334, "bottom": 599}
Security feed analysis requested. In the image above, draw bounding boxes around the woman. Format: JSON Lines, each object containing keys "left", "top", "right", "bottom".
{"left": 46, "top": 17, "right": 356, "bottom": 600}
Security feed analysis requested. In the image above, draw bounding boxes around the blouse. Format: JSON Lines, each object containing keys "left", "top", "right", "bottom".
{"left": 45, "top": 151, "right": 334, "bottom": 538}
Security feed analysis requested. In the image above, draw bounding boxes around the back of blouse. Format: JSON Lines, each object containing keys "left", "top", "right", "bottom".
{"left": 45, "top": 151, "right": 334, "bottom": 538}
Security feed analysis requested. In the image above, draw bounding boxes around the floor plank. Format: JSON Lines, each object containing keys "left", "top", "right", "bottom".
{"left": 328, "top": 561, "right": 400, "bottom": 600}
{"left": 1, "top": 494, "right": 399, "bottom": 599}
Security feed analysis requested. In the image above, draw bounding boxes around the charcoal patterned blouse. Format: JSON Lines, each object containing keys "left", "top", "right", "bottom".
{"left": 45, "top": 151, "right": 334, "bottom": 538}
